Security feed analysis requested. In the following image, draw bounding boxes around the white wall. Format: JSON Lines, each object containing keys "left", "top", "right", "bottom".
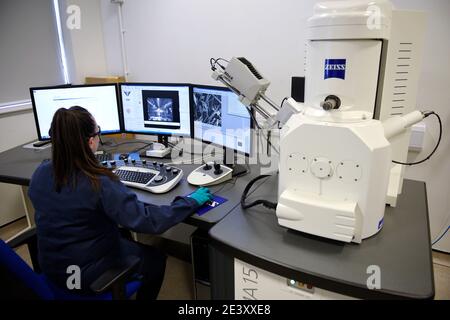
{"left": 98, "top": 0, "right": 450, "bottom": 247}
{"left": 101, "top": 0, "right": 311, "bottom": 103}
{"left": 63, "top": 0, "right": 109, "bottom": 83}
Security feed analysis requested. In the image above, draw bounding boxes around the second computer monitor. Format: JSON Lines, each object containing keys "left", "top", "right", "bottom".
{"left": 119, "top": 83, "right": 192, "bottom": 137}
{"left": 192, "top": 85, "right": 252, "bottom": 155}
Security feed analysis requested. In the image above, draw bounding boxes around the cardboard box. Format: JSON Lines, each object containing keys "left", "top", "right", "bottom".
{"left": 84, "top": 76, "right": 125, "bottom": 84}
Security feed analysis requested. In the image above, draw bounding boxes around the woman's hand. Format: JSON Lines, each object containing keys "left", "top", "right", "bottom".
{"left": 189, "top": 187, "right": 214, "bottom": 206}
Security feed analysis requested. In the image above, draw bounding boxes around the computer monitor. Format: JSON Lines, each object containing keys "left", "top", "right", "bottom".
{"left": 192, "top": 84, "right": 252, "bottom": 156}
{"left": 119, "top": 83, "right": 192, "bottom": 137}
{"left": 30, "top": 84, "right": 121, "bottom": 140}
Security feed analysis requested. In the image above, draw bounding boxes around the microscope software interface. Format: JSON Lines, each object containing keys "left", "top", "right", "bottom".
{"left": 31, "top": 85, "right": 121, "bottom": 140}
{"left": 192, "top": 86, "right": 251, "bottom": 154}
{"left": 120, "top": 84, "right": 191, "bottom": 136}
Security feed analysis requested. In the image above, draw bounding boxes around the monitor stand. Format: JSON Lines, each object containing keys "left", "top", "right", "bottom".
{"left": 145, "top": 135, "right": 171, "bottom": 158}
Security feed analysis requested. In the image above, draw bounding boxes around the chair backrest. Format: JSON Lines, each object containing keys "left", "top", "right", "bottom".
{"left": 0, "top": 239, "right": 54, "bottom": 299}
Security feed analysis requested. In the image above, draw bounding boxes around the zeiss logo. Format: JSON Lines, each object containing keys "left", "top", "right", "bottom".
{"left": 324, "top": 59, "right": 346, "bottom": 80}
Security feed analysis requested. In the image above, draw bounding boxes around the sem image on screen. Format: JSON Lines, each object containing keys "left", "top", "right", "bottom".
{"left": 193, "top": 92, "right": 222, "bottom": 127}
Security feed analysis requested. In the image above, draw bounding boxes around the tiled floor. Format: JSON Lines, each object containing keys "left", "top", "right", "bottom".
{"left": 1, "top": 218, "right": 449, "bottom": 300}
{"left": 158, "top": 256, "right": 194, "bottom": 300}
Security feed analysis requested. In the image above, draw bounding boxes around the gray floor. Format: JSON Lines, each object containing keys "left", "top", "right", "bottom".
{"left": 1, "top": 217, "right": 449, "bottom": 300}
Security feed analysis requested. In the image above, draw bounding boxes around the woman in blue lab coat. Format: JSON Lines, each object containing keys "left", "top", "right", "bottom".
{"left": 28, "top": 106, "right": 213, "bottom": 300}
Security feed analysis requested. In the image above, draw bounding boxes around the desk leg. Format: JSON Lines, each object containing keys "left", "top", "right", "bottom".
{"left": 20, "top": 186, "right": 35, "bottom": 228}
{"left": 5, "top": 186, "right": 36, "bottom": 246}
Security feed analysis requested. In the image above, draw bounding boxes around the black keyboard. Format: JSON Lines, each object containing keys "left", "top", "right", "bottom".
{"left": 114, "top": 169, "right": 156, "bottom": 184}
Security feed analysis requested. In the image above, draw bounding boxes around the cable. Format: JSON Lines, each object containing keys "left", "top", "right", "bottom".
{"left": 210, "top": 57, "right": 229, "bottom": 71}
{"left": 259, "top": 128, "right": 279, "bottom": 156}
{"left": 280, "top": 96, "right": 289, "bottom": 108}
{"left": 101, "top": 140, "right": 151, "bottom": 150}
{"left": 432, "top": 226, "right": 450, "bottom": 246}
{"left": 131, "top": 142, "right": 154, "bottom": 154}
{"left": 241, "top": 174, "right": 277, "bottom": 210}
{"left": 168, "top": 140, "right": 203, "bottom": 156}
{"left": 248, "top": 108, "right": 262, "bottom": 130}
{"left": 210, "top": 176, "right": 238, "bottom": 196}
{"left": 392, "top": 111, "right": 442, "bottom": 166}
{"left": 215, "top": 58, "right": 229, "bottom": 68}
{"left": 247, "top": 108, "right": 280, "bottom": 155}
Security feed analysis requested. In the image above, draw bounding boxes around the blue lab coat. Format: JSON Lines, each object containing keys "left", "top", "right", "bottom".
{"left": 28, "top": 160, "right": 199, "bottom": 291}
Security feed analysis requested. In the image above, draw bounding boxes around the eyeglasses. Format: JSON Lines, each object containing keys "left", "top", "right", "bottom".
{"left": 90, "top": 125, "right": 101, "bottom": 138}
{"left": 92, "top": 125, "right": 104, "bottom": 145}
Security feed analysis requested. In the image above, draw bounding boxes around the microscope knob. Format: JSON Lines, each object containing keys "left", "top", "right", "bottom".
{"left": 109, "top": 160, "right": 116, "bottom": 166}
{"left": 154, "top": 176, "right": 163, "bottom": 183}
{"left": 153, "top": 161, "right": 158, "bottom": 166}
{"left": 213, "top": 163, "right": 223, "bottom": 175}
{"left": 166, "top": 166, "right": 172, "bottom": 172}
{"left": 172, "top": 169, "right": 179, "bottom": 175}
{"left": 101, "top": 161, "right": 108, "bottom": 166}
{"left": 124, "top": 158, "right": 128, "bottom": 163}
{"left": 203, "top": 163, "right": 212, "bottom": 170}
{"left": 142, "top": 160, "right": 147, "bottom": 165}
{"left": 131, "top": 159, "right": 136, "bottom": 164}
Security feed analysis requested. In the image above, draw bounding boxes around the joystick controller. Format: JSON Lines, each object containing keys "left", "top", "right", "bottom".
{"left": 187, "top": 161, "right": 233, "bottom": 186}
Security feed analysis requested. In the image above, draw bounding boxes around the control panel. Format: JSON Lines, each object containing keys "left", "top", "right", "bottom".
{"left": 101, "top": 158, "right": 183, "bottom": 194}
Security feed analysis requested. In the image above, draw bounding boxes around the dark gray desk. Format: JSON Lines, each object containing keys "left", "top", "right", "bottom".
{"left": 209, "top": 175, "right": 435, "bottom": 299}
{"left": 0, "top": 143, "right": 51, "bottom": 186}
{"left": 0, "top": 140, "right": 265, "bottom": 229}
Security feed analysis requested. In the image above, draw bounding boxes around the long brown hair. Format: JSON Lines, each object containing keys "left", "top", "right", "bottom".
{"left": 50, "top": 106, "right": 118, "bottom": 192}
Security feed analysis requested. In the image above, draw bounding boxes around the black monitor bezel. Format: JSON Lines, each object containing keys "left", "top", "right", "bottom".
{"left": 29, "top": 83, "right": 122, "bottom": 141}
{"left": 118, "top": 82, "right": 194, "bottom": 138}
{"left": 190, "top": 83, "right": 254, "bottom": 158}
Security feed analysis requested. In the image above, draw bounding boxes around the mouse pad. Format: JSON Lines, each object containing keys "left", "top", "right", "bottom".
{"left": 185, "top": 193, "right": 228, "bottom": 216}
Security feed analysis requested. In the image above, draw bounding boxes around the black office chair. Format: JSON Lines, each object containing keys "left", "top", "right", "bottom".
{"left": 0, "top": 227, "right": 142, "bottom": 300}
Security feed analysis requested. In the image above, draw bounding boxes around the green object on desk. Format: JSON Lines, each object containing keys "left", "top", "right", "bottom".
{"left": 189, "top": 187, "right": 213, "bottom": 206}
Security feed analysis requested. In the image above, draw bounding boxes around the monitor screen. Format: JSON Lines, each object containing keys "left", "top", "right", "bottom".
{"left": 30, "top": 84, "right": 121, "bottom": 140}
{"left": 120, "top": 83, "right": 192, "bottom": 137}
{"left": 192, "top": 85, "right": 252, "bottom": 155}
